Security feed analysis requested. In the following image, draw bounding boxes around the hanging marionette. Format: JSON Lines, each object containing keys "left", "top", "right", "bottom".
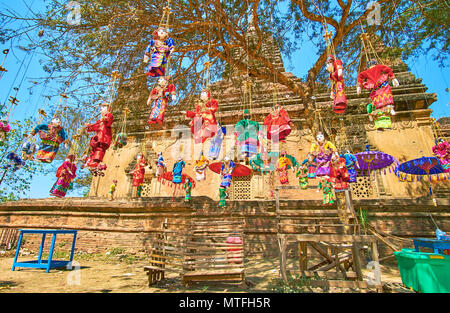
{"left": 143, "top": 27, "right": 175, "bottom": 77}
{"left": 155, "top": 152, "right": 166, "bottom": 177}
{"left": 219, "top": 156, "right": 235, "bottom": 208}
{"left": 193, "top": 152, "right": 209, "bottom": 181}
{"left": 0, "top": 119, "right": 11, "bottom": 144}
{"left": 366, "top": 102, "right": 392, "bottom": 131}
{"left": 326, "top": 56, "right": 347, "bottom": 114}
{"left": 183, "top": 89, "right": 218, "bottom": 145}
{"left": 184, "top": 178, "right": 192, "bottom": 202}
{"left": 357, "top": 59, "right": 399, "bottom": 125}
{"left": 3, "top": 152, "right": 24, "bottom": 172}
{"left": 329, "top": 152, "right": 350, "bottom": 191}
{"left": 432, "top": 138, "right": 450, "bottom": 173}
{"left": 263, "top": 103, "right": 294, "bottom": 143}
{"left": 49, "top": 154, "right": 77, "bottom": 198}
{"left": 341, "top": 149, "right": 359, "bottom": 183}
{"left": 147, "top": 76, "right": 176, "bottom": 125}
{"left": 171, "top": 156, "right": 186, "bottom": 201}
{"left": 113, "top": 133, "right": 127, "bottom": 150}
{"left": 21, "top": 141, "right": 36, "bottom": 161}
{"left": 30, "top": 117, "right": 68, "bottom": 163}
{"left": 132, "top": 153, "right": 147, "bottom": 198}
{"left": 310, "top": 132, "right": 336, "bottom": 177}
{"left": 235, "top": 109, "right": 262, "bottom": 159}
{"left": 276, "top": 150, "right": 292, "bottom": 185}
{"left": 296, "top": 164, "right": 309, "bottom": 190}
{"left": 82, "top": 102, "right": 114, "bottom": 175}
{"left": 302, "top": 153, "right": 317, "bottom": 179}
{"left": 317, "top": 176, "right": 335, "bottom": 206}
{"left": 208, "top": 123, "right": 226, "bottom": 160}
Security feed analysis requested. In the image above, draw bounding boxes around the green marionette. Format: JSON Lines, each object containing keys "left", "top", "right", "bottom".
{"left": 296, "top": 165, "right": 309, "bottom": 190}
{"left": 184, "top": 178, "right": 192, "bottom": 202}
{"left": 317, "top": 176, "right": 335, "bottom": 205}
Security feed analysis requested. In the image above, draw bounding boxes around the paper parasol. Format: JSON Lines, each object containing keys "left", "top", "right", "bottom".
{"left": 209, "top": 161, "right": 252, "bottom": 177}
{"left": 396, "top": 157, "right": 448, "bottom": 182}
{"left": 249, "top": 152, "right": 299, "bottom": 173}
{"left": 158, "top": 172, "right": 196, "bottom": 189}
{"left": 354, "top": 150, "right": 399, "bottom": 176}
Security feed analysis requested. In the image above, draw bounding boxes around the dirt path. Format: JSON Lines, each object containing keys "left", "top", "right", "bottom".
{"left": 0, "top": 252, "right": 408, "bottom": 293}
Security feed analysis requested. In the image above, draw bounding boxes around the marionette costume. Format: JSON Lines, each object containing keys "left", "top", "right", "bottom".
{"left": 185, "top": 92, "right": 218, "bottom": 144}
{"left": 144, "top": 33, "right": 175, "bottom": 77}
{"left": 432, "top": 140, "right": 450, "bottom": 173}
{"left": 276, "top": 154, "right": 292, "bottom": 185}
{"left": 296, "top": 166, "right": 309, "bottom": 189}
{"left": 329, "top": 157, "right": 350, "bottom": 191}
{"left": 367, "top": 103, "right": 392, "bottom": 130}
{"left": 302, "top": 157, "right": 317, "bottom": 179}
{"left": 156, "top": 154, "right": 166, "bottom": 177}
{"left": 85, "top": 108, "right": 114, "bottom": 169}
{"left": 194, "top": 155, "right": 209, "bottom": 181}
{"left": 357, "top": 62, "right": 396, "bottom": 110}
{"left": 310, "top": 141, "right": 336, "bottom": 177}
{"left": 172, "top": 159, "right": 186, "bottom": 184}
{"left": 263, "top": 105, "right": 292, "bottom": 142}
{"left": 184, "top": 179, "right": 192, "bottom": 201}
{"left": 342, "top": 152, "right": 358, "bottom": 183}
{"left": 235, "top": 114, "right": 261, "bottom": 158}
{"left": 328, "top": 57, "right": 347, "bottom": 114}
{"left": 318, "top": 179, "right": 334, "bottom": 205}
{"left": 148, "top": 84, "right": 176, "bottom": 125}
{"left": 220, "top": 160, "right": 235, "bottom": 188}
{"left": 132, "top": 157, "right": 147, "bottom": 197}
{"left": 208, "top": 125, "right": 226, "bottom": 160}
{"left": 32, "top": 123, "right": 67, "bottom": 163}
{"left": 50, "top": 157, "right": 77, "bottom": 198}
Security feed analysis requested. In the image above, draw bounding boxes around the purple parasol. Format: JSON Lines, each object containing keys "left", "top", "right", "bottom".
{"left": 354, "top": 148, "right": 399, "bottom": 177}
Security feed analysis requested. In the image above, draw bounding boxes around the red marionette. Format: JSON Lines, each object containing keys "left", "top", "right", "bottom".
{"left": 263, "top": 103, "right": 294, "bottom": 143}
{"left": 183, "top": 89, "right": 218, "bottom": 144}
{"left": 357, "top": 59, "right": 399, "bottom": 115}
{"left": 132, "top": 153, "right": 147, "bottom": 198}
{"left": 326, "top": 56, "right": 347, "bottom": 114}
{"left": 329, "top": 152, "right": 350, "bottom": 191}
{"left": 82, "top": 103, "right": 114, "bottom": 175}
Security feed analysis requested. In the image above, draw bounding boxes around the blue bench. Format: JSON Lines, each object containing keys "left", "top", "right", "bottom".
{"left": 413, "top": 238, "right": 450, "bottom": 255}
{"left": 12, "top": 229, "right": 77, "bottom": 273}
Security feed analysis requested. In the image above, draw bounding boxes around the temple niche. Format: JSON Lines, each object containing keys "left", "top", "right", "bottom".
{"left": 88, "top": 35, "right": 444, "bottom": 203}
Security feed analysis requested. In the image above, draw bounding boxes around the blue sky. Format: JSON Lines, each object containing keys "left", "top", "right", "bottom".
{"left": 0, "top": 0, "right": 448, "bottom": 199}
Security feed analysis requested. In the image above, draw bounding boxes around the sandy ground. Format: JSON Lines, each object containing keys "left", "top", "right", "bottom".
{"left": 0, "top": 248, "right": 411, "bottom": 293}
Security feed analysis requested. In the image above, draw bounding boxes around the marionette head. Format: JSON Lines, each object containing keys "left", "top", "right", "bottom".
{"left": 157, "top": 76, "right": 169, "bottom": 87}
{"left": 367, "top": 59, "right": 378, "bottom": 69}
{"left": 224, "top": 156, "right": 230, "bottom": 163}
{"left": 113, "top": 179, "right": 118, "bottom": 184}
{"left": 243, "top": 109, "right": 250, "bottom": 119}
{"left": 331, "top": 151, "right": 340, "bottom": 163}
{"left": 307, "top": 153, "right": 314, "bottom": 162}
{"left": 51, "top": 117, "right": 61, "bottom": 126}
{"left": 100, "top": 103, "right": 111, "bottom": 115}
{"left": 326, "top": 56, "right": 336, "bottom": 73}
{"left": 200, "top": 89, "right": 210, "bottom": 102}
{"left": 178, "top": 156, "right": 183, "bottom": 161}
{"left": 280, "top": 150, "right": 287, "bottom": 157}
{"left": 66, "top": 154, "right": 76, "bottom": 162}
{"left": 137, "top": 153, "right": 143, "bottom": 160}
{"left": 273, "top": 103, "right": 281, "bottom": 112}
{"left": 316, "top": 132, "right": 325, "bottom": 143}
{"left": 153, "top": 27, "right": 169, "bottom": 40}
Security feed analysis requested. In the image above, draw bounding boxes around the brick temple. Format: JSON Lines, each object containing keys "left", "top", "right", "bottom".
{"left": 0, "top": 34, "right": 449, "bottom": 259}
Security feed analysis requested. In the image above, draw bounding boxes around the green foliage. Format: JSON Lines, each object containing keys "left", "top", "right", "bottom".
{"left": 268, "top": 273, "right": 314, "bottom": 293}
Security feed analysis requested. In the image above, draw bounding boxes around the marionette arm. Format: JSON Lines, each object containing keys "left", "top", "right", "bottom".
{"left": 143, "top": 40, "right": 154, "bottom": 63}
{"left": 147, "top": 88, "right": 160, "bottom": 105}
{"left": 31, "top": 124, "right": 48, "bottom": 136}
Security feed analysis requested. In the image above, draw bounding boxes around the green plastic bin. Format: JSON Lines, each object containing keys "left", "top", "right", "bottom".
{"left": 394, "top": 248, "right": 450, "bottom": 293}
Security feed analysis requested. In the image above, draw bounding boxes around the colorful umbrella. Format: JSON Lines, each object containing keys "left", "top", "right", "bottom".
{"left": 249, "top": 152, "right": 299, "bottom": 173}
{"left": 354, "top": 148, "right": 399, "bottom": 177}
{"left": 209, "top": 161, "right": 252, "bottom": 177}
{"left": 396, "top": 156, "right": 448, "bottom": 204}
{"left": 396, "top": 157, "right": 448, "bottom": 183}
{"left": 158, "top": 172, "right": 196, "bottom": 189}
